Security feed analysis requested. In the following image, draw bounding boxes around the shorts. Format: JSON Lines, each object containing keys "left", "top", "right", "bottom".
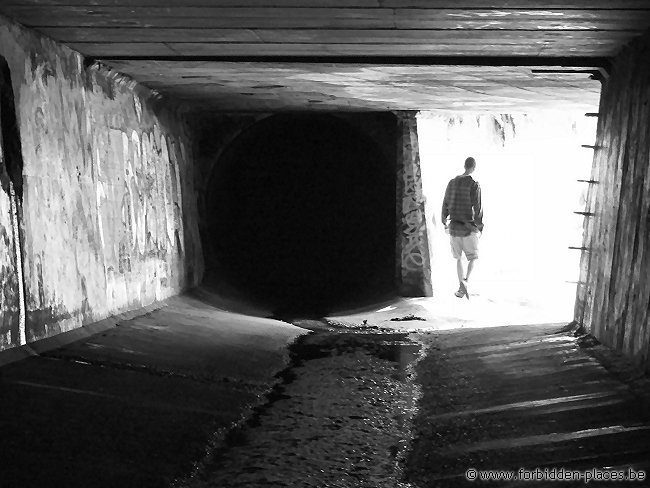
{"left": 450, "top": 232, "right": 480, "bottom": 260}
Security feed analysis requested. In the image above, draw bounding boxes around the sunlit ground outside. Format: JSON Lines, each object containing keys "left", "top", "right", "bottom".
{"left": 410, "top": 111, "right": 598, "bottom": 329}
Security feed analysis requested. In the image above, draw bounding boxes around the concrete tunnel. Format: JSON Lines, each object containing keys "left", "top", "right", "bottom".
{"left": 200, "top": 113, "right": 397, "bottom": 315}
{"left": 1, "top": 2, "right": 650, "bottom": 486}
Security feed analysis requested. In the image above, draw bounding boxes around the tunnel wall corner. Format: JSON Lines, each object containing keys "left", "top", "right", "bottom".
{"left": 575, "top": 32, "right": 650, "bottom": 374}
{"left": 0, "top": 13, "right": 203, "bottom": 351}
{"left": 395, "top": 111, "right": 433, "bottom": 298}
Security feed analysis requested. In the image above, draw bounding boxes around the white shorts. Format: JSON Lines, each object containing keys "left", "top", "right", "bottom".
{"left": 450, "top": 233, "right": 480, "bottom": 260}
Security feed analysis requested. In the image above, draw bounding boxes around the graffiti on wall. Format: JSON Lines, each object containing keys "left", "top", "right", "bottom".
{"left": 97, "top": 125, "right": 188, "bottom": 312}
{"left": 13, "top": 41, "right": 200, "bottom": 343}
{"left": 0, "top": 54, "right": 25, "bottom": 347}
{"left": 0, "top": 14, "right": 202, "bottom": 350}
{"left": 398, "top": 113, "right": 432, "bottom": 296}
{"left": 0, "top": 156, "right": 20, "bottom": 348}
{"left": 115, "top": 129, "right": 184, "bottom": 263}
{"left": 401, "top": 131, "right": 427, "bottom": 271}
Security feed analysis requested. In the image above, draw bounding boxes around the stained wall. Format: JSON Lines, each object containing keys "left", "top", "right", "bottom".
{"left": 575, "top": 32, "right": 650, "bottom": 373}
{"left": 0, "top": 57, "right": 22, "bottom": 348}
{"left": 396, "top": 112, "right": 432, "bottom": 297}
{"left": 0, "top": 14, "right": 202, "bottom": 350}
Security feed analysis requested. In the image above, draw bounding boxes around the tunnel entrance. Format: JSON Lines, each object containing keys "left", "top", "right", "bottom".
{"left": 203, "top": 113, "right": 396, "bottom": 316}
{"left": 417, "top": 112, "right": 597, "bottom": 326}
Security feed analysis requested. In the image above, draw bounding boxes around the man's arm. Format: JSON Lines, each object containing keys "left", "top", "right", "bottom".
{"left": 472, "top": 182, "right": 484, "bottom": 232}
{"left": 441, "top": 181, "right": 451, "bottom": 227}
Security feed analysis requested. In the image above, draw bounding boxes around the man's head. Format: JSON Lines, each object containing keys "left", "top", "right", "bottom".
{"left": 464, "top": 157, "right": 476, "bottom": 174}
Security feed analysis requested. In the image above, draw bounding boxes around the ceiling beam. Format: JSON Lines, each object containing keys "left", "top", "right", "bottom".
{"left": 92, "top": 55, "right": 611, "bottom": 67}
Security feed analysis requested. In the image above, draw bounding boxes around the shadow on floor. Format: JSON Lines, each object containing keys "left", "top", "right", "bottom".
{"left": 199, "top": 270, "right": 401, "bottom": 321}
{"left": 0, "top": 293, "right": 306, "bottom": 488}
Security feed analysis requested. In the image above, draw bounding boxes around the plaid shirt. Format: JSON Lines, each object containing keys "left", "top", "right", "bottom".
{"left": 441, "top": 175, "right": 484, "bottom": 237}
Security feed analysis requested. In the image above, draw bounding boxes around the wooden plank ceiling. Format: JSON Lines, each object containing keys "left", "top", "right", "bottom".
{"left": 2, "top": 1, "right": 649, "bottom": 111}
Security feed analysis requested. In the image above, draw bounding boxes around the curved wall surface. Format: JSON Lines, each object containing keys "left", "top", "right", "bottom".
{"left": 202, "top": 113, "right": 397, "bottom": 315}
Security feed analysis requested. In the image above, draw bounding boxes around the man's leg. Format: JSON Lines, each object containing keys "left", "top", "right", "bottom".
{"left": 450, "top": 236, "right": 466, "bottom": 298}
{"left": 463, "top": 233, "right": 480, "bottom": 298}
{"left": 456, "top": 258, "right": 465, "bottom": 283}
{"left": 455, "top": 259, "right": 467, "bottom": 298}
{"left": 466, "top": 258, "right": 476, "bottom": 282}
{"left": 457, "top": 258, "right": 469, "bottom": 299}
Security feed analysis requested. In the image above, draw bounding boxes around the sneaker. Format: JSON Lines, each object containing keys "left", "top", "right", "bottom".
{"left": 454, "top": 280, "right": 466, "bottom": 299}
{"left": 459, "top": 280, "right": 470, "bottom": 300}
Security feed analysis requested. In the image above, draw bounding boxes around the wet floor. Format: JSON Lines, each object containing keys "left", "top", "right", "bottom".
{"left": 175, "top": 327, "right": 422, "bottom": 488}
{"left": 175, "top": 321, "right": 650, "bottom": 488}
{"left": 407, "top": 324, "right": 650, "bottom": 487}
{"left": 177, "top": 322, "right": 650, "bottom": 488}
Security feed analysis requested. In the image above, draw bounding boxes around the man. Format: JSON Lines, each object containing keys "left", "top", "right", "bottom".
{"left": 441, "top": 157, "right": 484, "bottom": 299}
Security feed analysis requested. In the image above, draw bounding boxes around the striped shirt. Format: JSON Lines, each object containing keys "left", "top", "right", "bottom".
{"left": 441, "top": 175, "right": 484, "bottom": 237}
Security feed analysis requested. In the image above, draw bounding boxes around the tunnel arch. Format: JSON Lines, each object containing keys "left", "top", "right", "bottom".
{"left": 202, "top": 113, "right": 397, "bottom": 315}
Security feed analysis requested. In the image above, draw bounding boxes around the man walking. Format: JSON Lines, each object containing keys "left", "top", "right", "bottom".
{"left": 441, "top": 157, "right": 484, "bottom": 299}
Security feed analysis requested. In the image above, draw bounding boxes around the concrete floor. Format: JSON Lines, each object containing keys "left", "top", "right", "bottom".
{"left": 1, "top": 291, "right": 649, "bottom": 487}
{"left": 0, "top": 291, "right": 307, "bottom": 488}
{"left": 407, "top": 324, "right": 650, "bottom": 487}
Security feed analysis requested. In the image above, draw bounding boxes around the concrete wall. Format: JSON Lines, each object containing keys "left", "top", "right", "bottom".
{"left": 395, "top": 111, "right": 432, "bottom": 297}
{"left": 0, "top": 14, "right": 203, "bottom": 350}
{"left": 575, "top": 32, "right": 650, "bottom": 373}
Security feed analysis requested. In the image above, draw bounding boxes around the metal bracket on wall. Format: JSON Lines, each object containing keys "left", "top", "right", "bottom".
{"left": 589, "top": 66, "right": 611, "bottom": 83}
{"left": 585, "top": 113, "right": 600, "bottom": 118}
{"left": 581, "top": 145, "right": 601, "bottom": 150}
{"left": 530, "top": 66, "right": 610, "bottom": 85}
{"left": 577, "top": 179, "right": 599, "bottom": 184}
{"left": 569, "top": 246, "right": 591, "bottom": 252}
{"left": 574, "top": 211, "right": 595, "bottom": 217}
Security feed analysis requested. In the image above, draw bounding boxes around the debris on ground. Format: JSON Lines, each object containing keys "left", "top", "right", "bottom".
{"left": 390, "top": 315, "right": 427, "bottom": 322}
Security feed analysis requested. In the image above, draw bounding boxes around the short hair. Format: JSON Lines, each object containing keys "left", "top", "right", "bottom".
{"left": 464, "top": 157, "right": 476, "bottom": 170}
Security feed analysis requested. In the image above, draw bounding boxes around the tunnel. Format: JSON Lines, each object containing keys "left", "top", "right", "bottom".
{"left": 2, "top": 3, "right": 650, "bottom": 488}
{"left": 201, "top": 113, "right": 397, "bottom": 316}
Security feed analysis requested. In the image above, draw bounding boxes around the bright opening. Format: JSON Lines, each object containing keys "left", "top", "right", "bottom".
{"left": 417, "top": 112, "right": 597, "bottom": 327}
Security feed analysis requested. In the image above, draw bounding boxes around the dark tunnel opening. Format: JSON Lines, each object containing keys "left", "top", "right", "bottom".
{"left": 202, "top": 113, "right": 397, "bottom": 316}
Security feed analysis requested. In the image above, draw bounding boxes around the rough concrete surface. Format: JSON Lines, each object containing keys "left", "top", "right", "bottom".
{"left": 0, "top": 12, "right": 203, "bottom": 351}
{"left": 179, "top": 330, "right": 421, "bottom": 488}
{"left": 396, "top": 111, "right": 432, "bottom": 298}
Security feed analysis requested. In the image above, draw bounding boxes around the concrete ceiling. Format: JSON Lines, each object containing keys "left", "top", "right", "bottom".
{"left": 3, "top": 1, "right": 650, "bottom": 112}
